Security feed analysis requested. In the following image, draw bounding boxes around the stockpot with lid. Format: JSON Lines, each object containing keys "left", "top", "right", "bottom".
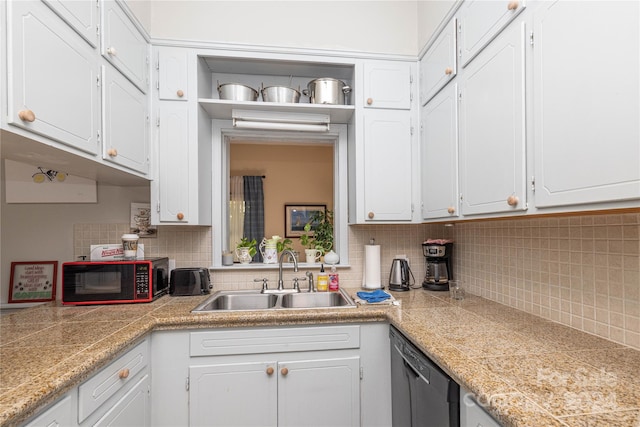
{"left": 303, "top": 78, "right": 351, "bottom": 105}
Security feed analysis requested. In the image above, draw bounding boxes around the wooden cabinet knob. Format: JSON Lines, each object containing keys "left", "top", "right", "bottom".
{"left": 447, "top": 206, "right": 456, "bottom": 215}
{"left": 445, "top": 67, "right": 453, "bottom": 75}
{"left": 107, "top": 148, "right": 118, "bottom": 157}
{"left": 106, "top": 47, "right": 117, "bottom": 56}
{"left": 176, "top": 89, "right": 184, "bottom": 98}
{"left": 366, "top": 98, "right": 373, "bottom": 105}
{"left": 266, "top": 367, "right": 274, "bottom": 376}
{"left": 18, "top": 109, "right": 36, "bottom": 122}
{"left": 507, "top": 195, "right": 519, "bottom": 206}
{"left": 281, "top": 367, "right": 289, "bottom": 376}
{"left": 176, "top": 212, "right": 185, "bottom": 220}
{"left": 507, "top": 1, "right": 519, "bottom": 10}
{"left": 118, "top": 368, "right": 129, "bottom": 379}
{"left": 367, "top": 212, "right": 374, "bottom": 219}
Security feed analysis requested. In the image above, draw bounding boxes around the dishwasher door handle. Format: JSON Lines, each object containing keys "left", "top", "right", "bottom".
{"left": 401, "top": 354, "right": 430, "bottom": 384}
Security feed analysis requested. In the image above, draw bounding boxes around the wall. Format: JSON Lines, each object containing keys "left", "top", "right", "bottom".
{"left": 230, "top": 143, "right": 334, "bottom": 254}
{"left": 417, "top": 0, "right": 458, "bottom": 52}
{"left": 148, "top": 1, "right": 419, "bottom": 56}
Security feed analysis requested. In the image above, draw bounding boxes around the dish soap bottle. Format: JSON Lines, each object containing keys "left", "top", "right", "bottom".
{"left": 328, "top": 264, "right": 339, "bottom": 292}
{"left": 317, "top": 264, "right": 328, "bottom": 292}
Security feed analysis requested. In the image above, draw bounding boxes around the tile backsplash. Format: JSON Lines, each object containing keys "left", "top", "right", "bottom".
{"left": 74, "top": 211, "right": 640, "bottom": 350}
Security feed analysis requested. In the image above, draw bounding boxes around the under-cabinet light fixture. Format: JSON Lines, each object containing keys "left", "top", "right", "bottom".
{"left": 232, "top": 109, "right": 330, "bottom": 132}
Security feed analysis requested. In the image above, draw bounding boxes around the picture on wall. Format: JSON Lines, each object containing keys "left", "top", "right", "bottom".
{"left": 285, "top": 204, "right": 326, "bottom": 238}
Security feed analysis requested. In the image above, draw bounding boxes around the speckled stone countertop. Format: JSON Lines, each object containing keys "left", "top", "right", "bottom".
{"left": 1, "top": 289, "right": 639, "bottom": 426}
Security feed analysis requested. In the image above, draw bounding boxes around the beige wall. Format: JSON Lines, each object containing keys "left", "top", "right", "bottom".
{"left": 417, "top": 0, "right": 458, "bottom": 51}
{"left": 230, "top": 143, "right": 334, "bottom": 254}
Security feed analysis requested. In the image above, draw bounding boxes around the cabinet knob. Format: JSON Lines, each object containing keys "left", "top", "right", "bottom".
{"left": 281, "top": 367, "right": 289, "bottom": 376}
{"left": 177, "top": 212, "right": 185, "bottom": 220}
{"left": 366, "top": 98, "right": 373, "bottom": 105}
{"left": 445, "top": 67, "right": 453, "bottom": 75}
{"left": 18, "top": 109, "right": 36, "bottom": 122}
{"left": 266, "top": 367, "right": 274, "bottom": 376}
{"left": 447, "top": 206, "right": 456, "bottom": 215}
{"left": 118, "top": 368, "right": 130, "bottom": 379}
{"left": 507, "top": 1, "right": 519, "bottom": 10}
{"left": 507, "top": 195, "right": 519, "bottom": 206}
{"left": 367, "top": 212, "right": 375, "bottom": 219}
{"left": 176, "top": 89, "right": 184, "bottom": 98}
{"left": 107, "top": 148, "right": 118, "bottom": 157}
{"left": 106, "top": 47, "right": 117, "bottom": 56}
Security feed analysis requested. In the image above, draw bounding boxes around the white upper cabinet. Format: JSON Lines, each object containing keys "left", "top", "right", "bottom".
{"left": 42, "top": 0, "right": 99, "bottom": 48}
{"left": 362, "top": 110, "right": 414, "bottom": 221}
{"left": 532, "top": 0, "right": 640, "bottom": 208}
{"left": 102, "top": 65, "right": 149, "bottom": 174}
{"left": 458, "top": 0, "right": 526, "bottom": 67}
{"left": 157, "top": 47, "right": 189, "bottom": 101}
{"left": 101, "top": 0, "right": 149, "bottom": 93}
{"left": 420, "top": 19, "right": 457, "bottom": 106}
{"left": 7, "top": 0, "right": 100, "bottom": 155}
{"left": 362, "top": 61, "right": 412, "bottom": 110}
{"left": 421, "top": 83, "right": 459, "bottom": 220}
{"left": 458, "top": 21, "right": 527, "bottom": 216}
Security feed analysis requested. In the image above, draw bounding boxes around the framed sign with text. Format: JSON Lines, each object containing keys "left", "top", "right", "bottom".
{"left": 8, "top": 261, "right": 58, "bottom": 303}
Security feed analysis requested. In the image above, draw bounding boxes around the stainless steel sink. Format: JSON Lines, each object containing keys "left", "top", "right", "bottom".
{"left": 281, "top": 292, "right": 352, "bottom": 308}
{"left": 192, "top": 289, "right": 356, "bottom": 312}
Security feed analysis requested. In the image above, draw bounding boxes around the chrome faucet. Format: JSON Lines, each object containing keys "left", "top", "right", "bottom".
{"left": 278, "top": 250, "right": 299, "bottom": 291}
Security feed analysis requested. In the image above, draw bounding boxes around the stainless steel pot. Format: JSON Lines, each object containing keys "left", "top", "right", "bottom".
{"left": 303, "top": 78, "right": 352, "bottom": 105}
{"left": 217, "top": 82, "right": 259, "bottom": 102}
{"left": 261, "top": 84, "right": 301, "bottom": 103}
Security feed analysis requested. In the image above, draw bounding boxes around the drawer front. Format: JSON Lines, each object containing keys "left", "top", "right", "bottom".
{"left": 190, "top": 325, "right": 360, "bottom": 356}
{"left": 78, "top": 339, "right": 149, "bottom": 422}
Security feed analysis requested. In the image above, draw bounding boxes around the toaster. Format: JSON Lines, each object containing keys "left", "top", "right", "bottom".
{"left": 170, "top": 268, "right": 212, "bottom": 296}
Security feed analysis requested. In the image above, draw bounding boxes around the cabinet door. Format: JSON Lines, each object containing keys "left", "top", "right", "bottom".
{"left": 189, "top": 362, "right": 277, "bottom": 427}
{"left": 102, "top": 65, "right": 149, "bottom": 174}
{"left": 420, "top": 19, "right": 457, "bottom": 106}
{"left": 533, "top": 1, "right": 640, "bottom": 207}
{"left": 459, "top": 22, "right": 526, "bottom": 216}
{"left": 42, "top": 0, "right": 99, "bottom": 48}
{"left": 278, "top": 357, "right": 360, "bottom": 427}
{"left": 7, "top": 1, "right": 100, "bottom": 155}
{"left": 458, "top": 0, "right": 526, "bottom": 67}
{"left": 363, "top": 61, "right": 412, "bottom": 110}
{"left": 93, "top": 375, "right": 150, "bottom": 427}
{"left": 24, "top": 394, "right": 74, "bottom": 427}
{"left": 421, "top": 84, "right": 459, "bottom": 220}
{"left": 157, "top": 47, "right": 189, "bottom": 101}
{"left": 157, "top": 102, "right": 190, "bottom": 222}
{"left": 101, "top": 0, "right": 148, "bottom": 93}
{"left": 363, "top": 110, "right": 413, "bottom": 221}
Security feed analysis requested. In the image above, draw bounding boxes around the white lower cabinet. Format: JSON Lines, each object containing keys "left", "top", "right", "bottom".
{"left": 151, "top": 324, "right": 391, "bottom": 427}
{"left": 460, "top": 387, "right": 502, "bottom": 427}
{"left": 190, "top": 357, "right": 360, "bottom": 427}
{"left": 23, "top": 393, "right": 75, "bottom": 427}
{"left": 91, "top": 374, "right": 150, "bottom": 427}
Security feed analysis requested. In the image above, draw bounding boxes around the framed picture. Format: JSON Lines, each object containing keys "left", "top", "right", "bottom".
{"left": 285, "top": 204, "right": 326, "bottom": 238}
{"left": 8, "top": 261, "right": 58, "bottom": 303}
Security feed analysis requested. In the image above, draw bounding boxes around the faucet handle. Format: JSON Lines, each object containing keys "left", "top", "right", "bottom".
{"left": 292, "top": 276, "right": 307, "bottom": 292}
{"left": 254, "top": 277, "right": 269, "bottom": 291}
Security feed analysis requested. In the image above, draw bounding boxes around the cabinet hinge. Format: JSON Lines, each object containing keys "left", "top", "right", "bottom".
{"left": 531, "top": 176, "right": 536, "bottom": 192}
{"left": 96, "top": 74, "right": 101, "bottom": 87}
{"left": 185, "top": 377, "right": 190, "bottom": 391}
{"left": 459, "top": 193, "right": 463, "bottom": 201}
{"left": 156, "top": 115, "right": 160, "bottom": 127}
{"left": 157, "top": 201, "right": 161, "bottom": 213}
{"left": 529, "top": 31, "right": 534, "bottom": 46}
{"left": 360, "top": 367, "right": 364, "bottom": 380}
{"left": 97, "top": 129, "right": 101, "bottom": 142}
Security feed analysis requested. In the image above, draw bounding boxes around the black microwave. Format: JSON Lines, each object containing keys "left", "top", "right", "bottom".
{"left": 62, "top": 257, "right": 169, "bottom": 305}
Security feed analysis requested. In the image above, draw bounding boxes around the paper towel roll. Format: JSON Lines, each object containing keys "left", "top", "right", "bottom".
{"left": 362, "top": 244, "right": 381, "bottom": 289}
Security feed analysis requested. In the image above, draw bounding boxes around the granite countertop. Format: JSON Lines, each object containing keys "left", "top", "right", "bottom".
{"left": 1, "top": 288, "right": 639, "bottom": 426}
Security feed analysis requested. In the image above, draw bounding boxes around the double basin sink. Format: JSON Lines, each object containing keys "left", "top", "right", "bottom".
{"left": 193, "top": 288, "right": 356, "bottom": 312}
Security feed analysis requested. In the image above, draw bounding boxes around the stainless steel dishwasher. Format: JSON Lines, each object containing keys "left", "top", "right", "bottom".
{"left": 390, "top": 326, "right": 460, "bottom": 427}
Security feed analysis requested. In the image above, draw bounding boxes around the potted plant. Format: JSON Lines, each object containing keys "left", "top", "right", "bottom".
{"left": 300, "top": 210, "right": 334, "bottom": 259}
{"left": 235, "top": 237, "right": 257, "bottom": 264}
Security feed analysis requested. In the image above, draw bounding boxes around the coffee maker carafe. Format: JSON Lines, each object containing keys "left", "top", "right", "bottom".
{"left": 422, "top": 240, "right": 453, "bottom": 291}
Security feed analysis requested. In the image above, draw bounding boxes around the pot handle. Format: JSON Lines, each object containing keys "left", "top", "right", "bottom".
{"left": 302, "top": 88, "right": 310, "bottom": 96}
{"left": 342, "top": 85, "right": 352, "bottom": 94}
{"left": 216, "top": 80, "right": 221, "bottom": 91}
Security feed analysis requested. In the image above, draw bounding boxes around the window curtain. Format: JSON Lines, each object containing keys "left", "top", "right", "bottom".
{"left": 243, "top": 176, "right": 265, "bottom": 262}
{"left": 229, "top": 176, "right": 245, "bottom": 260}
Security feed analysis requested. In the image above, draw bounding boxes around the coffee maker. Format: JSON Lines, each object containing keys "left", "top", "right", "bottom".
{"left": 422, "top": 240, "right": 453, "bottom": 291}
